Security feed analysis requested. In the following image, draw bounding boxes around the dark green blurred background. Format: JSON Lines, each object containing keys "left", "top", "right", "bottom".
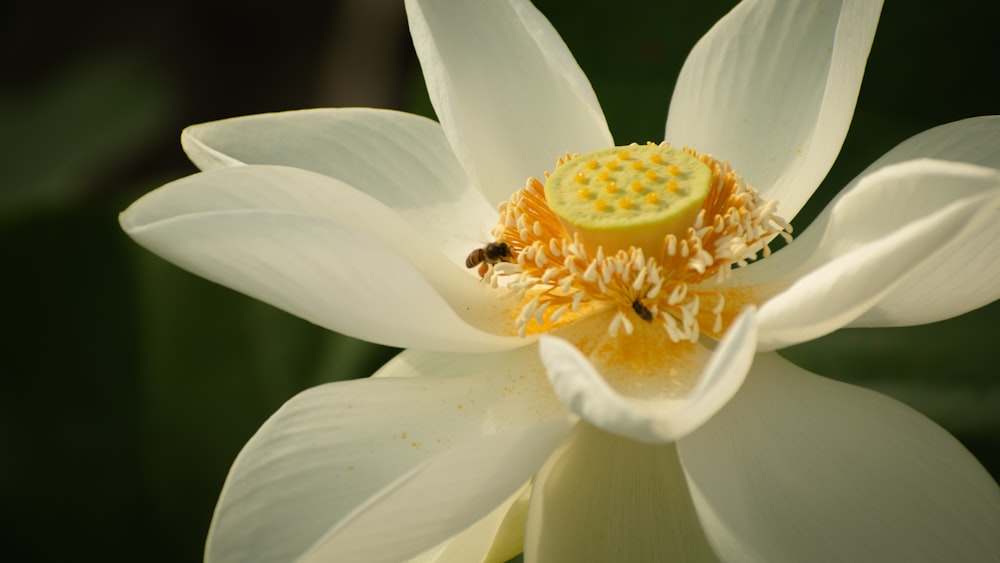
{"left": 2, "top": 1, "right": 997, "bottom": 561}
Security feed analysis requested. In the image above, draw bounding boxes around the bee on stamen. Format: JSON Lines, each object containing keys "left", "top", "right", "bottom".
{"left": 631, "top": 298, "right": 654, "bottom": 322}
{"left": 466, "top": 241, "right": 514, "bottom": 276}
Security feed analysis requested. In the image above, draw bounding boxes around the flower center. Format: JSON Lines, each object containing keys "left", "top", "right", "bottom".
{"left": 471, "top": 142, "right": 792, "bottom": 343}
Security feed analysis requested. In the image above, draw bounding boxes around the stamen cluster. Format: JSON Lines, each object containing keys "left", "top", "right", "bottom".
{"left": 486, "top": 147, "right": 792, "bottom": 341}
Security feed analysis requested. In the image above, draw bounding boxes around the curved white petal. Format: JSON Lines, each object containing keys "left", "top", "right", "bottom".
{"left": 667, "top": 0, "right": 882, "bottom": 221}
{"left": 846, "top": 117, "right": 1000, "bottom": 326}
{"left": 850, "top": 205, "right": 1000, "bottom": 327}
{"left": 524, "top": 423, "right": 717, "bottom": 562}
{"left": 854, "top": 116, "right": 1000, "bottom": 175}
{"left": 407, "top": 483, "right": 528, "bottom": 563}
{"left": 206, "top": 346, "right": 567, "bottom": 563}
{"left": 538, "top": 308, "right": 757, "bottom": 444}
{"left": 756, "top": 159, "right": 1000, "bottom": 350}
{"left": 406, "top": 0, "right": 612, "bottom": 204}
{"left": 302, "top": 420, "right": 570, "bottom": 563}
{"left": 679, "top": 353, "right": 1000, "bottom": 562}
{"left": 181, "top": 108, "right": 498, "bottom": 265}
{"left": 121, "top": 165, "right": 519, "bottom": 351}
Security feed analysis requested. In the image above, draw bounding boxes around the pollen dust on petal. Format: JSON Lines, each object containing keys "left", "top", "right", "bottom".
{"left": 552, "top": 308, "right": 710, "bottom": 399}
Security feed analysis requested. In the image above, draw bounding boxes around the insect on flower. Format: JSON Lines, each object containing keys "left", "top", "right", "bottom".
{"left": 465, "top": 241, "right": 514, "bottom": 276}
{"left": 631, "top": 298, "right": 654, "bottom": 322}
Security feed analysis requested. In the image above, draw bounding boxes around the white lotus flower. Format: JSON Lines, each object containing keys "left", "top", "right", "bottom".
{"left": 120, "top": 0, "right": 1000, "bottom": 561}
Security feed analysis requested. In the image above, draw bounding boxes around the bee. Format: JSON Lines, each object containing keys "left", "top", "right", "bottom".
{"left": 631, "top": 298, "right": 654, "bottom": 323}
{"left": 466, "top": 241, "right": 514, "bottom": 274}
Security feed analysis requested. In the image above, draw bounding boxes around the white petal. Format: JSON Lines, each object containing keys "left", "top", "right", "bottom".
{"left": 524, "top": 423, "right": 716, "bottom": 562}
{"left": 735, "top": 116, "right": 1000, "bottom": 289}
{"left": 850, "top": 207, "right": 1000, "bottom": 327}
{"left": 846, "top": 117, "right": 1000, "bottom": 326}
{"left": 667, "top": 0, "right": 882, "bottom": 221}
{"left": 855, "top": 116, "right": 1000, "bottom": 174}
{"left": 206, "top": 347, "right": 568, "bottom": 563}
{"left": 121, "top": 165, "right": 518, "bottom": 351}
{"left": 756, "top": 159, "right": 1000, "bottom": 350}
{"left": 406, "top": 0, "right": 612, "bottom": 204}
{"left": 181, "top": 108, "right": 498, "bottom": 266}
{"left": 538, "top": 308, "right": 757, "bottom": 444}
{"left": 303, "top": 420, "right": 570, "bottom": 563}
{"left": 679, "top": 353, "right": 1000, "bottom": 562}
{"left": 407, "top": 484, "right": 529, "bottom": 563}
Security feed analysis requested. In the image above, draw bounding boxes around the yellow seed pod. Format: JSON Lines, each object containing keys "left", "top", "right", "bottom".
{"left": 543, "top": 143, "right": 712, "bottom": 254}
